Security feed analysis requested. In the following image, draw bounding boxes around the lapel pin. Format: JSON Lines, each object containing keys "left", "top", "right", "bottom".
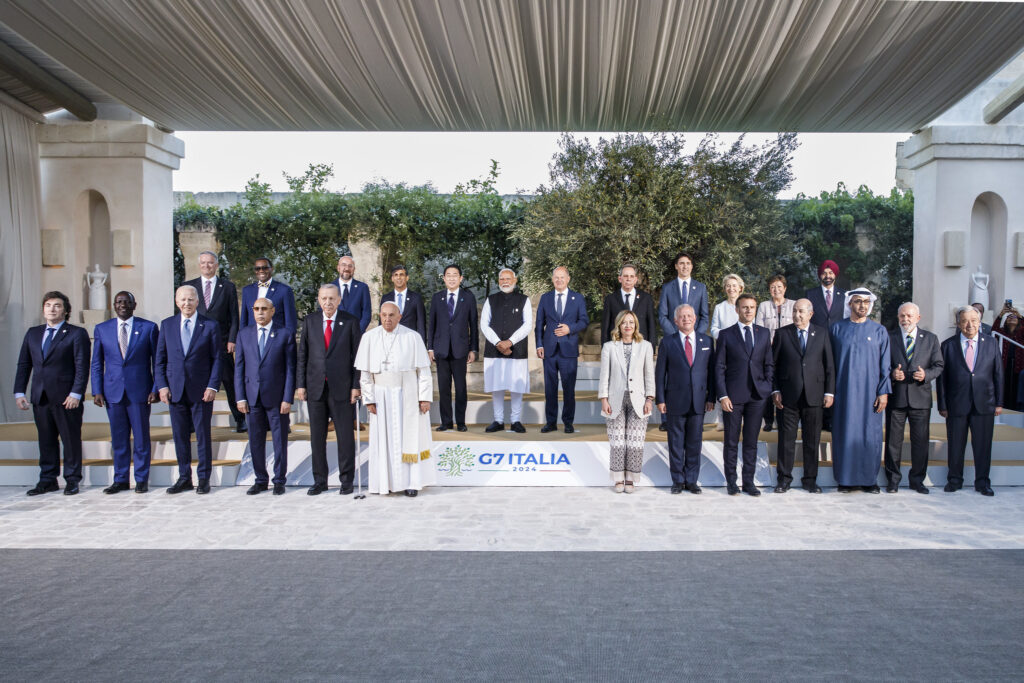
{"left": 271, "top": 332, "right": 276, "bottom": 338}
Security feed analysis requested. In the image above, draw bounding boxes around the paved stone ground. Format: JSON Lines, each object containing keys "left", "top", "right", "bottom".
{"left": 0, "top": 485, "right": 1021, "bottom": 552}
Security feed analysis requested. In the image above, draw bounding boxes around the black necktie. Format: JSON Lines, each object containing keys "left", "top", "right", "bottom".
{"left": 799, "top": 329, "right": 806, "bottom": 355}
{"left": 556, "top": 293, "right": 563, "bottom": 318}
{"left": 624, "top": 293, "right": 631, "bottom": 310}
{"left": 743, "top": 325, "right": 753, "bottom": 352}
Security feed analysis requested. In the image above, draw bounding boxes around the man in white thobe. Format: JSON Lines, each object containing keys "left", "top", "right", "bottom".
{"left": 355, "top": 302, "right": 435, "bottom": 496}
{"left": 481, "top": 269, "right": 532, "bottom": 433}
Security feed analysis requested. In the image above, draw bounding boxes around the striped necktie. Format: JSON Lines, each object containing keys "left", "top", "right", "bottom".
{"left": 905, "top": 334, "right": 914, "bottom": 363}
{"left": 119, "top": 322, "right": 129, "bottom": 358}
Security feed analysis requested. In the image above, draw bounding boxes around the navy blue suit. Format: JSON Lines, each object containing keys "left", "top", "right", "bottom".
{"left": 333, "top": 278, "right": 371, "bottom": 332}
{"left": 381, "top": 289, "right": 427, "bottom": 342}
{"left": 235, "top": 323, "right": 296, "bottom": 486}
{"left": 715, "top": 323, "right": 773, "bottom": 488}
{"left": 428, "top": 288, "right": 479, "bottom": 428}
{"left": 805, "top": 287, "right": 846, "bottom": 330}
{"left": 937, "top": 333, "right": 1003, "bottom": 490}
{"left": 14, "top": 322, "right": 90, "bottom": 485}
{"left": 535, "top": 289, "right": 589, "bottom": 427}
{"left": 91, "top": 317, "right": 159, "bottom": 484}
{"left": 655, "top": 331, "right": 715, "bottom": 485}
{"left": 155, "top": 314, "right": 221, "bottom": 481}
{"left": 240, "top": 279, "right": 297, "bottom": 331}
{"left": 658, "top": 279, "right": 710, "bottom": 336}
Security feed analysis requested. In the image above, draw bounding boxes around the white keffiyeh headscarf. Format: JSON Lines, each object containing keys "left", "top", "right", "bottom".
{"left": 843, "top": 288, "right": 877, "bottom": 318}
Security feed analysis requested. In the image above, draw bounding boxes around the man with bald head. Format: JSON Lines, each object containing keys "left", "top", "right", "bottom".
{"left": 235, "top": 298, "right": 296, "bottom": 495}
{"left": 885, "top": 302, "right": 943, "bottom": 493}
{"left": 155, "top": 285, "right": 222, "bottom": 494}
{"left": 332, "top": 255, "right": 371, "bottom": 332}
{"left": 536, "top": 266, "right": 589, "bottom": 433}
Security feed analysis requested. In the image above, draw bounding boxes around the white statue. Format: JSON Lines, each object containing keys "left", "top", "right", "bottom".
{"left": 85, "top": 263, "right": 108, "bottom": 310}
{"left": 969, "top": 266, "right": 989, "bottom": 311}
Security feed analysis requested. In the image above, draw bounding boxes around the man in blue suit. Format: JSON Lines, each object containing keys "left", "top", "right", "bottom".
{"left": 91, "top": 291, "right": 159, "bottom": 494}
{"left": 658, "top": 252, "right": 709, "bottom": 337}
{"left": 155, "top": 285, "right": 221, "bottom": 495}
{"left": 535, "top": 266, "right": 589, "bottom": 433}
{"left": 937, "top": 305, "right": 1003, "bottom": 496}
{"left": 240, "top": 257, "right": 297, "bottom": 331}
{"left": 715, "top": 293, "right": 773, "bottom": 496}
{"left": 14, "top": 291, "right": 90, "bottom": 496}
{"left": 333, "top": 255, "right": 371, "bottom": 332}
{"left": 656, "top": 303, "right": 715, "bottom": 494}
{"left": 235, "top": 297, "right": 295, "bottom": 495}
{"left": 428, "top": 264, "right": 478, "bottom": 431}
{"left": 380, "top": 264, "right": 427, "bottom": 342}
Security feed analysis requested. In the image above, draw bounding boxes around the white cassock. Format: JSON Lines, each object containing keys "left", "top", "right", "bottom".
{"left": 355, "top": 324, "right": 435, "bottom": 493}
{"left": 481, "top": 297, "right": 532, "bottom": 393}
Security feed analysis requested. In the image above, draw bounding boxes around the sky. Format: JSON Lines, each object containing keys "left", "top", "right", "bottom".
{"left": 172, "top": 131, "right": 908, "bottom": 199}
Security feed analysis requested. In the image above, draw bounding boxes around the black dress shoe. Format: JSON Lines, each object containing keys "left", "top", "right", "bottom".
{"left": 135, "top": 481, "right": 149, "bottom": 493}
{"left": 485, "top": 421, "right": 504, "bottom": 433}
{"left": 763, "top": 422, "right": 774, "bottom": 432}
{"left": 63, "top": 483, "right": 80, "bottom": 496}
{"left": 773, "top": 484, "right": 789, "bottom": 493}
{"left": 166, "top": 478, "right": 194, "bottom": 494}
{"left": 742, "top": 485, "right": 761, "bottom": 497}
{"left": 435, "top": 424, "right": 453, "bottom": 432}
{"left": 235, "top": 419, "right": 248, "bottom": 433}
{"left": 686, "top": 483, "right": 702, "bottom": 494}
{"left": 511, "top": 422, "right": 526, "bottom": 433}
{"left": 803, "top": 484, "right": 823, "bottom": 494}
{"left": 27, "top": 481, "right": 60, "bottom": 496}
{"left": 670, "top": 484, "right": 684, "bottom": 494}
{"left": 886, "top": 484, "right": 899, "bottom": 493}
{"left": 837, "top": 485, "right": 855, "bottom": 493}
{"left": 540, "top": 423, "right": 557, "bottom": 433}
{"left": 563, "top": 425, "right": 575, "bottom": 434}
{"left": 863, "top": 484, "right": 880, "bottom": 494}
{"left": 104, "top": 481, "right": 130, "bottom": 494}
{"left": 727, "top": 483, "right": 740, "bottom": 496}
{"left": 273, "top": 484, "right": 286, "bottom": 495}
{"left": 912, "top": 484, "right": 929, "bottom": 494}
{"left": 404, "top": 488, "right": 418, "bottom": 497}
{"left": 307, "top": 483, "right": 328, "bottom": 495}
{"left": 196, "top": 479, "right": 211, "bottom": 494}
{"left": 944, "top": 483, "right": 959, "bottom": 492}
{"left": 247, "top": 483, "right": 268, "bottom": 495}
{"left": 340, "top": 484, "right": 354, "bottom": 495}
{"left": 456, "top": 424, "right": 468, "bottom": 432}
{"left": 977, "top": 486, "right": 995, "bottom": 497}
{"left": 659, "top": 423, "right": 668, "bottom": 432}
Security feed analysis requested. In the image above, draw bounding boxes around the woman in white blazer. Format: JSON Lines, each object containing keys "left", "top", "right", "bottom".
{"left": 599, "top": 310, "right": 655, "bottom": 493}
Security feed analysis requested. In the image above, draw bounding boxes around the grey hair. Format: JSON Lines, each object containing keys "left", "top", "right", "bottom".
{"left": 498, "top": 268, "right": 516, "bottom": 278}
{"left": 176, "top": 284, "right": 199, "bottom": 299}
{"left": 552, "top": 265, "right": 569, "bottom": 276}
{"left": 898, "top": 302, "right": 919, "bottom": 315}
{"left": 619, "top": 263, "right": 638, "bottom": 276}
{"left": 956, "top": 305, "right": 979, "bottom": 320}
{"left": 674, "top": 303, "right": 695, "bottom": 318}
{"left": 198, "top": 250, "right": 219, "bottom": 260}
{"left": 318, "top": 283, "right": 341, "bottom": 295}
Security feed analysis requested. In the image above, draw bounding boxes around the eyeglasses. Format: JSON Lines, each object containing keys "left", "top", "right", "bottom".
{"left": 252, "top": 306, "right": 272, "bottom": 311}
{"left": 253, "top": 265, "right": 271, "bottom": 271}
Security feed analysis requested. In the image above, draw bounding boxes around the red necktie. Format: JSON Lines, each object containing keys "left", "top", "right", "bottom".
{"left": 324, "top": 319, "right": 333, "bottom": 351}
{"left": 685, "top": 336, "right": 694, "bottom": 366}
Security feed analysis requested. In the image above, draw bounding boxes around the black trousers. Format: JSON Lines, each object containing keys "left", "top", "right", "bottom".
{"left": 308, "top": 381, "right": 355, "bottom": 486}
{"left": 884, "top": 406, "right": 931, "bottom": 487}
{"left": 762, "top": 399, "right": 775, "bottom": 428}
{"left": 436, "top": 356, "right": 468, "bottom": 427}
{"left": 722, "top": 398, "right": 766, "bottom": 487}
{"left": 776, "top": 396, "right": 822, "bottom": 487}
{"left": 220, "top": 351, "right": 244, "bottom": 424}
{"left": 248, "top": 402, "right": 290, "bottom": 486}
{"left": 945, "top": 412, "right": 995, "bottom": 490}
{"left": 33, "top": 394, "right": 84, "bottom": 485}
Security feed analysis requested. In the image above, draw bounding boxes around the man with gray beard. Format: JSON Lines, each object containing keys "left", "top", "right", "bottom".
{"left": 481, "top": 269, "right": 532, "bottom": 433}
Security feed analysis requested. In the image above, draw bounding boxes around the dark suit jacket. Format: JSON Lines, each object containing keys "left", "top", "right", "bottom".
{"left": 185, "top": 277, "right": 239, "bottom": 349}
{"left": 234, "top": 323, "right": 296, "bottom": 408}
{"left": 937, "top": 333, "right": 1003, "bottom": 416}
{"left": 154, "top": 314, "right": 222, "bottom": 402}
{"left": 888, "top": 327, "right": 943, "bottom": 410}
{"left": 806, "top": 287, "right": 846, "bottom": 329}
{"left": 381, "top": 289, "right": 427, "bottom": 342}
{"left": 655, "top": 331, "right": 715, "bottom": 414}
{"left": 296, "top": 311, "right": 361, "bottom": 400}
{"left": 90, "top": 317, "right": 159, "bottom": 403}
{"left": 333, "top": 278, "right": 371, "bottom": 332}
{"left": 428, "top": 288, "right": 479, "bottom": 360}
{"left": 714, "top": 323, "right": 773, "bottom": 403}
{"left": 601, "top": 290, "right": 657, "bottom": 344}
{"left": 535, "top": 289, "right": 588, "bottom": 356}
{"left": 240, "top": 279, "right": 297, "bottom": 331}
{"left": 658, "top": 279, "right": 710, "bottom": 336}
{"left": 15, "top": 323, "right": 90, "bottom": 404}
{"left": 771, "top": 323, "right": 835, "bottom": 407}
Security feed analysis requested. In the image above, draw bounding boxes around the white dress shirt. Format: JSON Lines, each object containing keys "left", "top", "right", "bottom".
{"left": 620, "top": 288, "right": 636, "bottom": 309}
{"left": 393, "top": 287, "right": 408, "bottom": 313}
{"left": 445, "top": 288, "right": 460, "bottom": 315}
{"left": 257, "top": 280, "right": 271, "bottom": 299}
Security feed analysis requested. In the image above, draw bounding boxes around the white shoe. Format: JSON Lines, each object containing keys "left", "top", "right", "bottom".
{"left": 614, "top": 482, "right": 625, "bottom": 493}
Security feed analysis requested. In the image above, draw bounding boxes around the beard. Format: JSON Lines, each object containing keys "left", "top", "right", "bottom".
{"left": 499, "top": 284, "right": 515, "bottom": 293}
{"left": 820, "top": 275, "right": 835, "bottom": 287}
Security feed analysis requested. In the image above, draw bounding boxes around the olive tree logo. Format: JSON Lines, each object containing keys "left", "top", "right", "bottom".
{"left": 436, "top": 445, "right": 475, "bottom": 476}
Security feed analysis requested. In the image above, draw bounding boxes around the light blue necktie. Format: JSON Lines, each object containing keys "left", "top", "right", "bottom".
{"left": 181, "top": 318, "right": 192, "bottom": 353}
{"left": 397, "top": 292, "right": 404, "bottom": 313}
{"left": 259, "top": 327, "right": 267, "bottom": 359}
{"left": 42, "top": 327, "right": 56, "bottom": 357}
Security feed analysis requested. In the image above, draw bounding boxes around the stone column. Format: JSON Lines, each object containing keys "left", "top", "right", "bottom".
{"left": 349, "top": 237, "right": 383, "bottom": 326}
{"left": 177, "top": 228, "right": 221, "bottom": 282}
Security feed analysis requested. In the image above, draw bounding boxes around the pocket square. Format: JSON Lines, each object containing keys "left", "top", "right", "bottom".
{"left": 701, "top": 346, "right": 710, "bottom": 351}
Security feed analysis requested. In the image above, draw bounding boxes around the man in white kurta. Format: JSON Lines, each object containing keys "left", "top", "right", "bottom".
{"left": 481, "top": 269, "right": 532, "bottom": 433}
{"left": 355, "top": 303, "right": 435, "bottom": 496}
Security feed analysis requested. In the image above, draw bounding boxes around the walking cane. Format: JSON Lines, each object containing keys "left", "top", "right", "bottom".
{"left": 354, "top": 397, "right": 366, "bottom": 499}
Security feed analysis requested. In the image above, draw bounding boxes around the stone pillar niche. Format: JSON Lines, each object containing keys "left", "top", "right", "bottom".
{"left": 77, "top": 190, "right": 111, "bottom": 330}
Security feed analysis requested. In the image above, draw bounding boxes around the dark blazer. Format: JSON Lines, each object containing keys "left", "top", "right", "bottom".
{"left": 154, "top": 314, "right": 222, "bottom": 402}
{"left": 90, "top": 317, "right": 159, "bottom": 403}
{"left": 234, "top": 323, "right": 296, "bottom": 408}
{"left": 658, "top": 279, "right": 710, "bottom": 336}
{"left": 381, "top": 289, "right": 427, "bottom": 341}
{"left": 428, "top": 288, "right": 479, "bottom": 360}
{"left": 806, "top": 287, "right": 846, "bottom": 329}
{"left": 185, "top": 276, "right": 239, "bottom": 348}
{"left": 241, "top": 279, "right": 297, "bottom": 331}
{"left": 888, "top": 327, "right": 943, "bottom": 410}
{"left": 296, "top": 311, "right": 361, "bottom": 400}
{"left": 15, "top": 323, "right": 90, "bottom": 404}
{"left": 936, "top": 333, "right": 1003, "bottom": 416}
{"left": 771, "top": 323, "right": 835, "bottom": 407}
{"left": 714, "top": 323, "right": 773, "bottom": 403}
{"left": 333, "top": 278, "right": 371, "bottom": 332}
{"left": 655, "top": 331, "right": 715, "bottom": 414}
{"left": 601, "top": 289, "right": 657, "bottom": 344}
{"left": 535, "top": 289, "right": 588, "bottom": 356}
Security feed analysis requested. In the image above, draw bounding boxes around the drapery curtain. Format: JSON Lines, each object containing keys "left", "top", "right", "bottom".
{"left": 0, "top": 101, "right": 43, "bottom": 423}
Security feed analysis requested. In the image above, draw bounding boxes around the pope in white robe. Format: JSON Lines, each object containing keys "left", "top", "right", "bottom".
{"left": 355, "top": 302, "right": 435, "bottom": 496}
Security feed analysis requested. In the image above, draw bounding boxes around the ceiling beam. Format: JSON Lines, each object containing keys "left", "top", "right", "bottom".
{"left": 0, "top": 88, "right": 45, "bottom": 122}
{"left": 0, "top": 40, "right": 95, "bottom": 121}
{"left": 983, "top": 72, "right": 1024, "bottom": 124}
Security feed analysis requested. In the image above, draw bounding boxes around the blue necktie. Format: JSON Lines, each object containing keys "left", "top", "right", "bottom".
{"left": 556, "top": 293, "right": 563, "bottom": 318}
{"left": 42, "top": 327, "right": 56, "bottom": 357}
{"left": 799, "top": 328, "right": 806, "bottom": 354}
{"left": 259, "top": 327, "right": 267, "bottom": 359}
{"left": 447, "top": 293, "right": 455, "bottom": 318}
{"left": 182, "top": 319, "right": 192, "bottom": 353}
{"left": 397, "top": 292, "right": 404, "bottom": 313}
{"left": 680, "top": 280, "right": 688, "bottom": 304}
{"left": 743, "top": 325, "right": 753, "bottom": 352}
